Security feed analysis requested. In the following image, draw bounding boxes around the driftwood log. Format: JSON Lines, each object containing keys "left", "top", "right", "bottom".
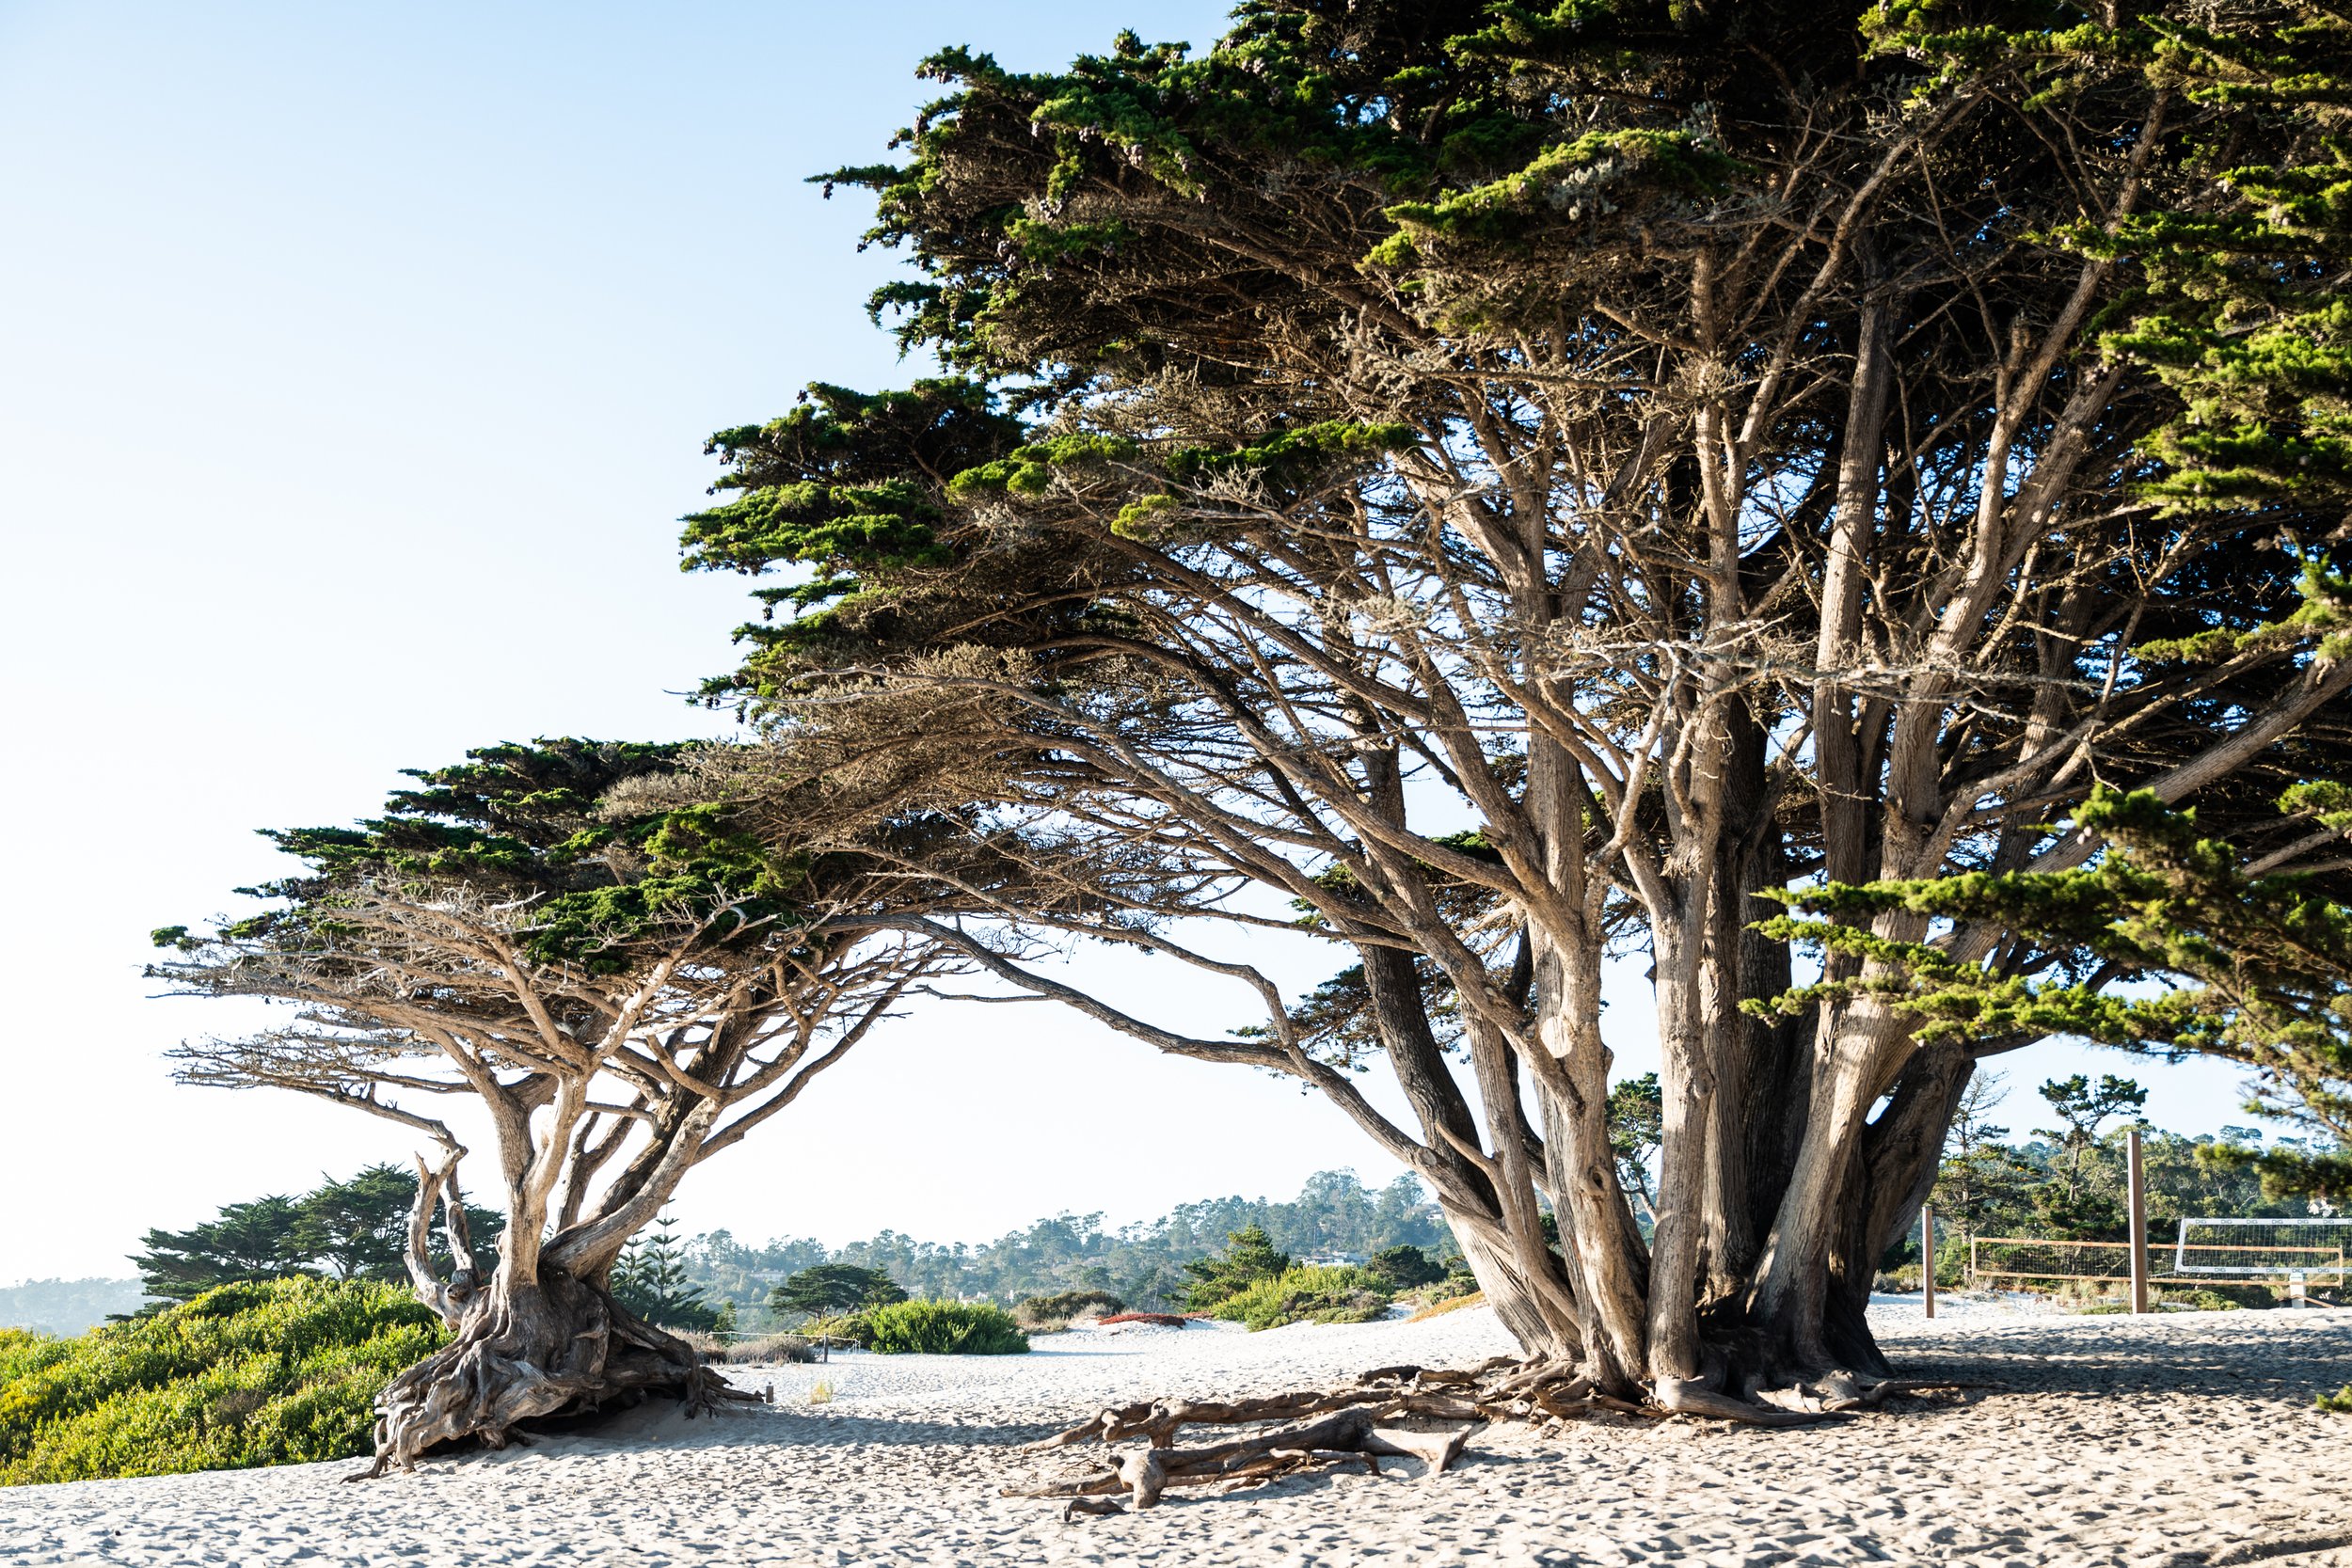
{"left": 1012, "top": 1357, "right": 1975, "bottom": 1514}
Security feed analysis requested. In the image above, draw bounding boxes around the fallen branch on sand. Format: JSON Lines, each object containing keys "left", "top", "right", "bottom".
{"left": 1013, "top": 1358, "right": 1981, "bottom": 1513}
{"left": 1014, "top": 1405, "right": 1473, "bottom": 1511}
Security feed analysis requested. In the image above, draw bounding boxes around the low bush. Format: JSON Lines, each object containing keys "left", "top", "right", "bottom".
{"left": 2156, "top": 1288, "right": 2245, "bottom": 1312}
{"left": 2179, "top": 1281, "right": 2276, "bottom": 1309}
{"left": 2318, "top": 1385, "right": 2351, "bottom": 1415}
{"left": 1014, "top": 1290, "right": 1123, "bottom": 1328}
{"left": 861, "top": 1300, "right": 1028, "bottom": 1355}
{"left": 0, "top": 1277, "right": 445, "bottom": 1485}
{"left": 1206, "top": 1265, "right": 1391, "bottom": 1331}
{"left": 1424, "top": 1259, "right": 1481, "bottom": 1304}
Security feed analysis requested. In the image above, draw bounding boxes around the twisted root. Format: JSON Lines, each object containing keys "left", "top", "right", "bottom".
{"left": 357, "top": 1270, "right": 759, "bottom": 1479}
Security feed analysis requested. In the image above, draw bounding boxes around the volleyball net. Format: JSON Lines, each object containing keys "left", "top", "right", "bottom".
{"left": 2171, "top": 1218, "right": 2350, "bottom": 1279}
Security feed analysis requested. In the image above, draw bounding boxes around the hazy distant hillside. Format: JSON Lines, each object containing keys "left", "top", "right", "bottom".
{"left": 0, "top": 1277, "right": 150, "bottom": 1335}
{"left": 677, "top": 1168, "right": 1455, "bottom": 1319}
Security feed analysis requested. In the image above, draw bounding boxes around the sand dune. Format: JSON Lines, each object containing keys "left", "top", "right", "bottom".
{"left": 3, "top": 1301, "right": 2346, "bottom": 1566}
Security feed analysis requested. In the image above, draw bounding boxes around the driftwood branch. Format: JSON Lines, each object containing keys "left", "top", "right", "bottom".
{"left": 1012, "top": 1354, "right": 1978, "bottom": 1515}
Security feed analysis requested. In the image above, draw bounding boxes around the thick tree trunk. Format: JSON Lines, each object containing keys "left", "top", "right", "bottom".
{"left": 1441, "top": 1201, "right": 1580, "bottom": 1361}
{"left": 367, "top": 1265, "right": 746, "bottom": 1475}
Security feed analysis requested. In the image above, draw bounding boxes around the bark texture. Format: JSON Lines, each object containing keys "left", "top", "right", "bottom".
{"left": 366, "top": 1269, "right": 750, "bottom": 1475}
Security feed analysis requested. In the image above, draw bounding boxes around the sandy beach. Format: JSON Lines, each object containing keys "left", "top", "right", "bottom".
{"left": 3, "top": 1301, "right": 2345, "bottom": 1567}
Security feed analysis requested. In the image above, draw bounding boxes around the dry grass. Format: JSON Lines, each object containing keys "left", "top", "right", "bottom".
{"left": 1405, "top": 1291, "right": 1486, "bottom": 1323}
{"left": 679, "top": 1332, "right": 818, "bottom": 1365}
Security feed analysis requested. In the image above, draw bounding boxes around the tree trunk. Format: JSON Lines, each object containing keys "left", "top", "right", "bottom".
{"left": 1441, "top": 1205, "right": 1578, "bottom": 1362}
{"left": 367, "top": 1264, "right": 743, "bottom": 1475}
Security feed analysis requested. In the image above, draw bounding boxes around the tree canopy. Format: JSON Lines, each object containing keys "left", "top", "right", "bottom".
{"left": 151, "top": 737, "right": 977, "bottom": 1466}
{"left": 669, "top": 0, "right": 2352, "bottom": 1410}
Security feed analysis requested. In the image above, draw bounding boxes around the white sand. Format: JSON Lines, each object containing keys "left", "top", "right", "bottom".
{"left": 4, "top": 1302, "right": 2348, "bottom": 1566}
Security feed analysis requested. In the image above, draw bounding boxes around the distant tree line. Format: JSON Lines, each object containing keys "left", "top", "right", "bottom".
{"left": 666, "top": 1168, "right": 1452, "bottom": 1323}
{"left": 74, "top": 1093, "right": 2326, "bottom": 1340}
{"left": 131, "top": 1164, "right": 503, "bottom": 1307}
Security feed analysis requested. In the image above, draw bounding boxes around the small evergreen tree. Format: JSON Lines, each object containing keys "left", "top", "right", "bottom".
{"left": 2035, "top": 1077, "right": 2150, "bottom": 1203}
{"left": 1368, "top": 1244, "right": 1444, "bottom": 1291}
{"left": 132, "top": 1196, "right": 308, "bottom": 1304}
{"left": 1607, "top": 1075, "right": 1665, "bottom": 1227}
{"left": 610, "top": 1216, "right": 719, "bottom": 1333}
{"left": 1181, "top": 1225, "right": 1291, "bottom": 1311}
{"left": 1931, "top": 1071, "right": 2037, "bottom": 1264}
{"left": 766, "top": 1264, "right": 906, "bottom": 1321}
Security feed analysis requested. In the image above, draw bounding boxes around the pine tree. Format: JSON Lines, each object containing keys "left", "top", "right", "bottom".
{"left": 611, "top": 1216, "right": 719, "bottom": 1333}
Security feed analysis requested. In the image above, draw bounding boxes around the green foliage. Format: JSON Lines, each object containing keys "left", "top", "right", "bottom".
{"left": 611, "top": 1215, "right": 720, "bottom": 1333}
{"left": 662, "top": 1172, "right": 1452, "bottom": 1323}
{"left": 2161, "top": 1284, "right": 2274, "bottom": 1312}
{"left": 1204, "top": 1265, "right": 1391, "bottom": 1332}
{"left": 766, "top": 1263, "right": 908, "bottom": 1320}
{"left": 798, "top": 1312, "right": 872, "bottom": 1349}
{"left": 2052, "top": 5, "right": 2352, "bottom": 522}
{"left": 2035, "top": 1075, "right": 2150, "bottom": 1222}
{"left": 1608, "top": 1072, "right": 1664, "bottom": 1225}
{"left": 0, "top": 1278, "right": 445, "bottom": 1485}
{"left": 1931, "top": 1111, "right": 2308, "bottom": 1253}
{"left": 1768, "top": 786, "right": 2352, "bottom": 1203}
{"left": 158, "top": 738, "right": 823, "bottom": 976}
{"left": 858, "top": 1299, "right": 1028, "bottom": 1355}
{"left": 2318, "top": 1385, "right": 2352, "bottom": 1414}
{"left": 1366, "top": 1244, "right": 1443, "bottom": 1291}
{"left": 1180, "top": 1224, "right": 1292, "bottom": 1312}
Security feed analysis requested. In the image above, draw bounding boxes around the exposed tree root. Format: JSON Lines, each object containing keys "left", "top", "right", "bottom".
{"left": 357, "top": 1269, "right": 760, "bottom": 1478}
{"left": 1017, "top": 1357, "right": 1981, "bottom": 1513}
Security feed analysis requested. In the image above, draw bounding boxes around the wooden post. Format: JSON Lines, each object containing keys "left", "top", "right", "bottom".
{"left": 1922, "top": 1203, "right": 1935, "bottom": 1320}
{"left": 2127, "top": 1128, "right": 2149, "bottom": 1315}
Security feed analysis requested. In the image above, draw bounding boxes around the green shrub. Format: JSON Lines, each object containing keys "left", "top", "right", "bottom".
{"left": 1367, "top": 1244, "right": 1443, "bottom": 1291}
{"left": 1426, "top": 1256, "right": 1480, "bottom": 1302}
{"left": 0, "top": 1276, "right": 445, "bottom": 1485}
{"left": 1182, "top": 1225, "right": 1291, "bottom": 1311}
{"left": 2156, "top": 1288, "right": 2245, "bottom": 1312}
{"left": 2318, "top": 1385, "right": 2352, "bottom": 1415}
{"left": 1014, "top": 1290, "right": 1124, "bottom": 1327}
{"left": 1207, "top": 1265, "right": 1391, "bottom": 1331}
{"left": 860, "top": 1300, "right": 1028, "bottom": 1355}
{"left": 2182, "top": 1281, "right": 2276, "bottom": 1309}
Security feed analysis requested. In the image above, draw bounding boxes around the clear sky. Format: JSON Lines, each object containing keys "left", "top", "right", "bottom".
{"left": 0, "top": 1, "right": 2268, "bottom": 1286}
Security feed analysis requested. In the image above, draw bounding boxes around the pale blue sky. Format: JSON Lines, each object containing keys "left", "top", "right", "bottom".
{"left": 0, "top": 1, "right": 2260, "bottom": 1284}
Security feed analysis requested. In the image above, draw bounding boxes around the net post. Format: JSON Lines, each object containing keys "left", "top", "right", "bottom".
{"left": 2127, "top": 1129, "right": 2149, "bottom": 1315}
{"left": 1922, "top": 1203, "right": 1935, "bottom": 1320}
